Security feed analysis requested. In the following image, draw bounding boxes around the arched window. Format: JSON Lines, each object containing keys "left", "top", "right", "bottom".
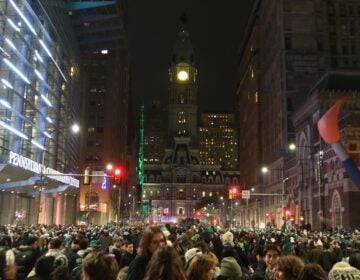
{"left": 149, "top": 175, "right": 155, "bottom": 183}
{"left": 332, "top": 191, "right": 342, "bottom": 228}
{"left": 215, "top": 176, "right": 221, "bottom": 183}
{"left": 177, "top": 188, "right": 185, "bottom": 200}
{"left": 178, "top": 207, "right": 184, "bottom": 215}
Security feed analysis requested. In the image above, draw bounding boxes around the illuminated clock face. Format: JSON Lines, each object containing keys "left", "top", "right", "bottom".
{"left": 177, "top": 70, "right": 189, "bottom": 81}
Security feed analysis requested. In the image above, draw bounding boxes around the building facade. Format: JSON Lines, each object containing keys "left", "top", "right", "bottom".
{"left": 0, "top": 0, "right": 130, "bottom": 225}
{"left": 237, "top": 0, "right": 360, "bottom": 229}
{"left": 199, "top": 113, "right": 238, "bottom": 170}
{"left": 0, "top": 0, "right": 81, "bottom": 224}
{"left": 142, "top": 17, "right": 239, "bottom": 225}
{"left": 68, "top": 1, "right": 131, "bottom": 225}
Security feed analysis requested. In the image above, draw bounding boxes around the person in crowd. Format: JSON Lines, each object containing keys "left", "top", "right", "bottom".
{"left": 220, "top": 232, "right": 244, "bottom": 271}
{"left": 119, "top": 240, "right": 135, "bottom": 268}
{"left": 307, "top": 239, "right": 323, "bottom": 264}
{"left": 349, "top": 241, "right": 360, "bottom": 270}
{"left": 11, "top": 231, "right": 22, "bottom": 249}
{"left": 144, "top": 245, "right": 187, "bottom": 280}
{"left": 27, "top": 256, "right": 55, "bottom": 280}
{"left": 216, "top": 256, "right": 242, "bottom": 280}
{"left": 184, "top": 247, "right": 202, "bottom": 269}
{"left": 275, "top": 255, "right": 304, "bottom": 280}
{"left": 50, "top": 266, "right": 72, "bottom": 280}
{"left": 109, "top": 238, "right": 123, "bottom": 266}
{"left": 317, "top": 242, "right": 337, "bottom": 274}
{"left": 82, "top": 251, "right": 118, "bottom": 280}
{"left": 187, "top": 254, "right": 217, "bottom": 280}
{"left": 45, "top": 238, "right": 68, "bottom": 267}
{"left": 296, "top": 263, "right": 327, "bottom": 280}
{"left": 127, "top": 226, "right": 166, "bottom": 280}
{"left": 0, "top": 246, "right": 17, "bottom": 280}
{"left": 328, "top": 261, "right": 360, "bottom": 280}
{"left": 15, "top": 236, "right": 40, "bottom": 279}
{"left": 99, "top": 229, "right": 113, "bottom": 253}
{"left": 66, "top": 239, "right": 80, "bottom": 271}
{"left": 264, "top": 244, "right": 281, "bottom": 280}
{"left": 250, "top": 245, "right": 266, "bottom": 279}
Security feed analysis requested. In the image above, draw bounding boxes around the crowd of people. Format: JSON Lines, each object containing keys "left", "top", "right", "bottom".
{"left": 1, "top": 222, "right": 360, "bottom": 280}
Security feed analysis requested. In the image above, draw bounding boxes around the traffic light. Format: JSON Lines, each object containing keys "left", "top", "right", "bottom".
{"left": 228, "top": 185, "right": 240, "bottom": 199}
{"left": 283, "top": 207, "right": 291, "bottom": 219}
{"left": 195, "top": 210, "right": 201, "bottom": 217}
{"left": 113, "top": 166, "right": 123, "bottom": 184}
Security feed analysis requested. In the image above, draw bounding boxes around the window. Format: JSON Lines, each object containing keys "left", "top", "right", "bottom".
{"left": 177, "top": 189, "right": 185, "bottom": 200}
{"left": 332, "top": 191, "right": 342, "bottom": 228}
{"left": 349, "top": 143, "right": 357, "bottom": 151}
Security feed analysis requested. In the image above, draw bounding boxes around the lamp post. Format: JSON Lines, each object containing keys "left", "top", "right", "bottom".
{"left": 288, "top": 142, "right": 323, "bottom": 229}
{"left": 37, "top": 123, "right": 80, "bottom": 224}
{"left": 261, "top": 166, "right": 288, "bottom": 227}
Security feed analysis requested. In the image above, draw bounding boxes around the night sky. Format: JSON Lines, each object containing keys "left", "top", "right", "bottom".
{"left": 128, "top": 1, "right": 252, "bottom": 113}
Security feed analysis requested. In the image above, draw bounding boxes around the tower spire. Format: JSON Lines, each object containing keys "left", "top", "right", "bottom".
{"left": 180, "top": 11, "right": 187, "bottom": 26}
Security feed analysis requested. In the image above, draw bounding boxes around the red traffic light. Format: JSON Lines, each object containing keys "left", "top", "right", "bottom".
{"left": 113, "top": 166, "right": 124, "bottom": 184}
{"left": 228, "top": 185, "right": 241, "bottom": 199}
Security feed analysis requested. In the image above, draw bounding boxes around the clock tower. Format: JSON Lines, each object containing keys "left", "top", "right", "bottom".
{"left": 168, "top": 14, "right": 198, "bottom": 143}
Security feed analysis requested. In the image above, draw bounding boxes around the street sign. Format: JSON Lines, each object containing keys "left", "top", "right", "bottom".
{"left": 242, "top": 190, "right": 250, "bottom": 199}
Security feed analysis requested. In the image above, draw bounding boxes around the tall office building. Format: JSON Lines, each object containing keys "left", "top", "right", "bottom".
{"left": 199, "top": 113, "right": 238, "bottom": 170}
{"left": 142, "top": 16, "right": 239, "bottom": 223}
{"left": 0, "top": 0, "right": 130, "bottom": 225}
{"left": 0, "top": 0, "right": 81, "bottom": 224}
{"left": 238, "top": 0, "right": 360, "bottom": 228}
{"left": 67, "top": 1, "right": 130, "bottom": 225}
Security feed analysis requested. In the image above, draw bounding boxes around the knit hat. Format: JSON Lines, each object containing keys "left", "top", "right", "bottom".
{"left": 184, "top": 248, "right": 202, "bottom": 265}
{"left": 222, "top": 231, "right": 234, "bottom": 247}
{"left": 220, "top": 257, "right": 242, "bottom": 278}
{"left": 89, "top": 240, "right": 101, "bottom": 248}
{"left": 315, "top": 239, "right": 323, "bottom": 247}
{"left": 328, "top": 261, "right": 360, "bottom": 280}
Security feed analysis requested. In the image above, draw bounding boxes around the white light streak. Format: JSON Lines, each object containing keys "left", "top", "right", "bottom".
{"left": 0, "top": 99, "right": 11, "bottom": 109}
{"left": 1, "top": 78, "right": 13, "bottom": 89}
{"left": 7, "top": 18, "right": 20, "bottom": 32}
{"left": 0, "top": 120, "right": 28, "bottom": 140}
{"left": 31, "top": 139, "right": 45, "bottom": 150}
{"left": 40, "top": 94, "right": 52, "bottom": 107}
{"left": 3, "top": 58, "right": 30, "bottom": 84}
{"left": 34, "top": 69, "right": 44, "bottom": 80}
{"left": 9, "top": 0, "right": 37, "bottom": 35}
{"left": 44, "top": 131, "right": 52, "bottom": 138}
{"left": 5, "top": 38, "right": 17, "bottom": 50}
{"left": 39, "top": 40, "right": 67, "bottom": 82}
{"left": 34, "top": 50, "right": 43, "bottom": 62}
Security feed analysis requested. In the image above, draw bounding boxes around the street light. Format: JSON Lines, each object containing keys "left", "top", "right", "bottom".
{"left": 261, "top": 166, "right": 288, "bottom": 227}
{"left": 37, "top": 123, "right": 80, "bottom": 224}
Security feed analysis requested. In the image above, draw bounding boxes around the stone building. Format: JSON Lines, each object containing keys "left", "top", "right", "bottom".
{"left": 142, "top": 16, "right": 239, "bottom": 223}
